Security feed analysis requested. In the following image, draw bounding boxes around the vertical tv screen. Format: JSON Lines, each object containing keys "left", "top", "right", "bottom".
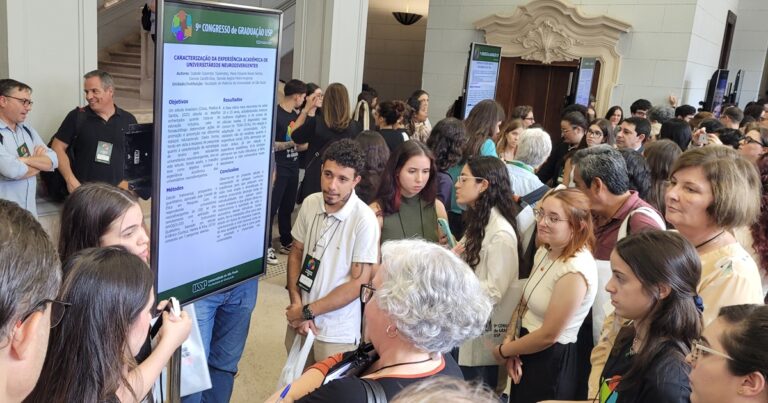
{"left": 152, "top": 0, "right": 280, "bottom": 304}
{"left": 463, "top": 43, "right": 502, "bottom": 118}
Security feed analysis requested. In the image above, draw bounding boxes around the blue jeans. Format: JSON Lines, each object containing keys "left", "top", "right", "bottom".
{"left": 181, "top": 279, "right": 258, "bottom": 403}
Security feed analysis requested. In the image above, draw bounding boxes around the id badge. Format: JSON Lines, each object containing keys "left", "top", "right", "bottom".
{"left": 17, "top": 142, "right": 30, "bottom": 157}
{"left": 297, "top": 254, "right": 320, "bottom": 293}
{"left": 95, "top": 141, "right": 113, "bottom": 164}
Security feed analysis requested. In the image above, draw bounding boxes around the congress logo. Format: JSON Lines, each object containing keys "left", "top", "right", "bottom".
{"left": 170, "top": 10, "right": 193, "bottom": 41}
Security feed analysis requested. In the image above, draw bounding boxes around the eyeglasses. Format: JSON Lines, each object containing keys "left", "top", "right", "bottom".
{"left": 524, "top": 116, "right": 535, "bottom": 122}
{"left": 741, "top": 136, "right": 767, "bottom": 147}
{"left": 19, "top": 299, "right": 72, "bottom": 329}
{"left": 3, "top": 95, "right": 34, "bottom": 107}
{"left": 455, "top": 175, "right": 485, "bottom": 184}
{"left": 587, "top": 129, "right": 604, "bottom": 138}
{"left": 533, "top": 208, "right": 569, "bottom": 225}
{"left": 360, "top": 284, "right": 376, "bottom": 304}
{"left": 690, "top": 339, "right": 732, "bottom": 363}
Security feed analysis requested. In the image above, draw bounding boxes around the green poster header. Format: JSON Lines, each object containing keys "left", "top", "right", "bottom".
{"left": 472, "top": 44, "right": 501, "bottom": 63}
{"left": 164, "top": 1, "right": 279, "bottom": 48}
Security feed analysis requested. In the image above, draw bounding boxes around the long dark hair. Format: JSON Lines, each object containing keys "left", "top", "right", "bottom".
{"left": 426, "top": 117, "right": 467, "bottom": 172}
{"left": 614, "top": 230, "right": 702, "bottom": 391}
{"left": 375, "top": 141, "right": 437, "bottom": 215}
{"left": 462, "top": 157, "right": 522, "bottom": 269}
{"left": 58, "top": 183, "right": 139, "bottom": 263}
{"left": 27, "top": 247, "right": 154, "bottom": 403}
{"left": 462, "top": 100, "right": 505, "bottom": 163}
{"left": 354, "top": 130, "right": 390, "bottom": 204}
{"left": 644, "top": 139, "right": 682, "bottom": 215}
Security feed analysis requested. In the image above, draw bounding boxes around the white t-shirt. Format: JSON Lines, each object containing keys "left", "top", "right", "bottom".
{"left": 521, "top": 247, "right": 597, "bottom": 344}
{"left": 291, "top": 190, "right": 380, "bottom": 344}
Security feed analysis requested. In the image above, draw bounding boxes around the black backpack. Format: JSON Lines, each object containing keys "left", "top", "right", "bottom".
{"left": 141, "top": 4, "right": 152, "bottom": 31}
{"left": 40, "top": 108, "right": 86, "bottom": 202}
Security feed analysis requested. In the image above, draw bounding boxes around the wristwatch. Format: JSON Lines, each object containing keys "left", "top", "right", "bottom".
{"left": 302, "top": 304, "right": 315, "bottom": 321}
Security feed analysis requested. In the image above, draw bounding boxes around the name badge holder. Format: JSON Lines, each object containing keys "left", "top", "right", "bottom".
{"left": 297, "top": 215, "right": 341, "bottom": 293}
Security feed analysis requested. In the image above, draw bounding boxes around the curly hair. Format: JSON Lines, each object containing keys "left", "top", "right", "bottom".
{"left": 377, "top": 239, "right": 493, "bottom": 354}
{"left": 374, "top": 140, "right": 437, "bottom": 215}
{"left": 377, "top": 100, "right": 408, "bottom": 126}
{"left": 321, "top": 138, "right": 365, "bottom": 176}
{"left": 751, "top": 154, "right": 768, "bottom": 277}
{"left": 462, "top": 157, "right": 522, "bottom": 269}
{"left": 354, "top": 131, "right": 390, "bottom": 204}
{"left": 426, "top": 117, "right": 467, "bottom": 172}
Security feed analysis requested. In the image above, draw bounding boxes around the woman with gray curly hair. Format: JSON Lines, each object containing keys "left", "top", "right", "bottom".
{"left": 267, "top": 239, "right": 493, "bottom": 402}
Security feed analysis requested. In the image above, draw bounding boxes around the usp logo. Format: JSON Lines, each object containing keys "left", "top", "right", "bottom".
{"left": 170, "top": 10, "right": 193, "bottom": 41}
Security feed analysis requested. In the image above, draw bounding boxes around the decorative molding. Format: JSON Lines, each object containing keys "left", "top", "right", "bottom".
{"left": 475, "top": 0, "right": 631, "bottom": 114}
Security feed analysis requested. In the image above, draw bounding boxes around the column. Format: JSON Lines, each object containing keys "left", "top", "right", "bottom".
{"left": 0, "top": 0, "right": 97, "bottom": 139}
{"left": 293, "top": 0, "right": 368, "bottom": 106}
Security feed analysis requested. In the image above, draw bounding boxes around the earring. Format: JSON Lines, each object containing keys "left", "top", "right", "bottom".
{"left": 385, "top": 324, "right": 398, "bottom": 338}
{"left": 737, "top": 387, "right": 744, "bottom": 395}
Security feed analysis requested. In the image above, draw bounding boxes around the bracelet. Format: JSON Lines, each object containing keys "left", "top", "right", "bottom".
{"left": 498, "top": 343, "right": 511, "bottom": 360}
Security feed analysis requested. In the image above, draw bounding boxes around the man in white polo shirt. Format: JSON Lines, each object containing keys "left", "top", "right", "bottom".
{"left": 285, "top": 138, "right": 379, "bottom": 365}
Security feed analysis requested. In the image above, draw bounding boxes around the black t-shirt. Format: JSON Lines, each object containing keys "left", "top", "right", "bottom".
{"left": 379, "top": 128, "right": 408, "bottom": 152}
{"left": 292, "top": 115, "right": 362, "bottom": 199}
{"left": 598, "top": 334, "right": 692, "bottom": 403}
{"left": 296, "top": 353, "right": 463, "bottom": 403}
{"left": 275, "top": 106, "right": 300, "bottom": 173}
{"left": 54, "top": 106, "right": 137, "bottom": 185}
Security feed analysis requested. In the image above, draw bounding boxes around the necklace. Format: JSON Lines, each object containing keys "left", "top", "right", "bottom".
{"left": 368, "top": 357, "right": 433, "bottom": 375}
{"left": 695, "top": 230, "right": 724, "bottom": 249}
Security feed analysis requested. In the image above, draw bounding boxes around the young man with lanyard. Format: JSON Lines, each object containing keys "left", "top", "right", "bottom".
{"left": 267, "top": 79, "right": 317, "bottom": 264}
{"left": 0, "top": 79, "right": 57, "bottom": 217}
{"left": 284, "top": 139, "right": 379, "bottom": 366}
{"left": 571, "top": 145, "right": 665, "bottom": 397}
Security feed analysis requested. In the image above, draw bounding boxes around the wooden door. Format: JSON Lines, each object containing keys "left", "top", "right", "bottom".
{"left": 496, "top": 57, "right": 600, "bottom": 145}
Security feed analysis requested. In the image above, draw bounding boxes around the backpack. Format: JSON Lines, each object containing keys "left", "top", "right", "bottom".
{"left": 141, "top": 4, "right": 152, "bottom": 31}
{"left": 0, "top": 125, "right": 32, "bottom": 145}
{"left": 40, "top": 108, "right": 86, "bottom": 202}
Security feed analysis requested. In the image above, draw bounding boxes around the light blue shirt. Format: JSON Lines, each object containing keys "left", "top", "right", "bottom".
{"left": 0, "top": 121, "right": 58, "bottom": 217}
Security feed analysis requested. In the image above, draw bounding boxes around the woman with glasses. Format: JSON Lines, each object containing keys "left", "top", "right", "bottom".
{"left": 739, "top": 124, "right": 768, "bottom": 164}
{"left": 594, "top": 230, "right": 701, "bottom": 403}
{"left": 452, "top": 156, "right": 524, "bottom": 390}
{"left": 665, "top": 146, "right": 763, "bottom": 326}
{"left": 267, "top": 239, "right": 493, "bottom": 402}
{"left": 586, "top": 118, "right": 616, "bottom": 148}
{"left": 688, "top": 304, "right": 768, "bottom": 403}
{"left": 27, "top": 247, "right": 191, "bottom": 403}
{"left": 370, "top": 140, "right": 447, "bottom": 244}
{"left": 493, "top": 188, "right": 597, "bottom": 402}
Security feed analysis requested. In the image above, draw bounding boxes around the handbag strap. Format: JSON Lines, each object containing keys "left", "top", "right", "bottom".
{"left": 360, "top": 378, "right": 387, "bottom": 403}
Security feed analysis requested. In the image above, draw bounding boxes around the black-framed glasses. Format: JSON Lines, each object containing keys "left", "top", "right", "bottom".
{"left": 360, "top": 284, "right": 376, "bottom": 304}
{"left": 741, "top": 136, "right": 768, "bottom": 147}
{"left": 19, "top": 299, "right": 71, "bottom": 329}
{"left": 3, "top": 95, "right": 34, "bottom": 107}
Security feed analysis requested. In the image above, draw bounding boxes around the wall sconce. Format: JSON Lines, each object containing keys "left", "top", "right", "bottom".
{"left": 392, "top": 11, "right": 422, "bottom": 25}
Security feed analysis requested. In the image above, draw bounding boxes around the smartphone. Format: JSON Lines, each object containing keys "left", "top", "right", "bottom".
{"left": 698, "top": 129, "right": 708, "bottom": 145}
{"left": 437, "top": 218, "right": 456, "bottom": 248}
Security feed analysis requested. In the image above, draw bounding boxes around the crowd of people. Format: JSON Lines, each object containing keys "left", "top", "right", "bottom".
{"left": 1, "top": 70, "right": 767, "bottom": 403}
